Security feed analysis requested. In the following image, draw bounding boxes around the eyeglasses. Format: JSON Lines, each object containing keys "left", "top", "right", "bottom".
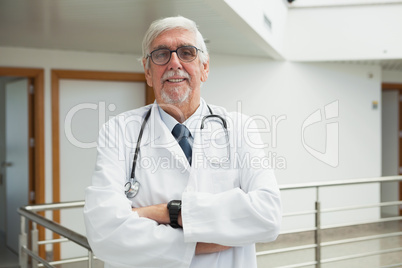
{"left": 147, "top": 46, "right": 203, "bottom": 65}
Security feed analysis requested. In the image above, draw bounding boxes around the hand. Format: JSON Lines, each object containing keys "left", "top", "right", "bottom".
{"left": 195, "top": 243, "right": 231, "bottom": 255}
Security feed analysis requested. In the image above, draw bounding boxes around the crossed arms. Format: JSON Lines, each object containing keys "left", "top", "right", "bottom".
{"left": 132, "top": 204, "right": 231, "bottom": 255}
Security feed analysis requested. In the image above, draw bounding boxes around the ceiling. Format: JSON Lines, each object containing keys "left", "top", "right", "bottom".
{"left": 0, "top": 0, "right": 275, "bottom": 58}
{"left": 288, "top": 0, "right": 402, "bottom": 71}
{"left": 343, "top": 59, "right": 402, "bottom": 72}
{"left": 288, "top": 0, "right": 402, "bottom": 8}
{"left": 1, "top": 0, "right": 401, "bottom": 71}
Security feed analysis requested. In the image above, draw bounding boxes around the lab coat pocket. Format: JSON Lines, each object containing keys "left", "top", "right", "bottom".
{"left": 211, "top": 169, "right": 240, "bottom": 193}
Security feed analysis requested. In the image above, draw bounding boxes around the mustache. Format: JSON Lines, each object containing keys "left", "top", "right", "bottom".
{"left": 161, "top": 70, "right": 191, "bottom": 82}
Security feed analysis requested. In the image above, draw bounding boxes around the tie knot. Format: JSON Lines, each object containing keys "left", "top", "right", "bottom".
{"left": 172, "top": 124, "right": 191, "bottom": 140}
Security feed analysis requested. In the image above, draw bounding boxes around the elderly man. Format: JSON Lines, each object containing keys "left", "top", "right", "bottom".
{"left": 84, "top": 16, "right": 281, "bottom": 268}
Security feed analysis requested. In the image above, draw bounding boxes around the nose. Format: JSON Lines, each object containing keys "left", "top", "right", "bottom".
{"left": 167, "top": 51, "right": 182, "bottom": 70}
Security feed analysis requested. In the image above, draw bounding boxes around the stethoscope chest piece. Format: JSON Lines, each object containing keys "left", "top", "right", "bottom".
{"left": 125, "top": 180, "right": 140, "bottom": 198}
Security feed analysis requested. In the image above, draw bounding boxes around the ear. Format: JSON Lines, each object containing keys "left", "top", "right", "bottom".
{"left": 142, "top": 58, "right": 153, "bottom": 87}
{"left": 200, "top": 58, "right": 210, "bottom": 82}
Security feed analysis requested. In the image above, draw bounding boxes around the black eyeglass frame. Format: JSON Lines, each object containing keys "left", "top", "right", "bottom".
{"left": 146, "top": 46, "right": 204, "bottom": 66}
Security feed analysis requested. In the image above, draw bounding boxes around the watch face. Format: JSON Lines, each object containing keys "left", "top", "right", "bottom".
{"left": 168, "top": 200, "right": 182, "bottom": 209}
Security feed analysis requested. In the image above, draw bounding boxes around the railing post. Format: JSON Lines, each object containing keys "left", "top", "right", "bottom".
{"left": 315, "top": 187, "right": 321, "bottom": 268}
{"left": 31, "top": 222, "right": 39, "bottom": 268}
{"left": 19, "top": 216, "right": 28, "bottom": 268}
{"left": 88, "top": 250, "right": 93, "bottom": 268}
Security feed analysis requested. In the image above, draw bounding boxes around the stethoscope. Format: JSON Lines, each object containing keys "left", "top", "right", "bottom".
{"left": 125, "top": 105, "right": 228, "bottom": 198}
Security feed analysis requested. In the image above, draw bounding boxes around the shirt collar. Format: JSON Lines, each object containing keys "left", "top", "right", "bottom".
{"left": 157, "top": 98, "right": 209, "bottom": 137}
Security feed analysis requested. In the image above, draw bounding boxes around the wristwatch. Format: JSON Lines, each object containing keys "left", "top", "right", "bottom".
{"left": 167, "top": 200, "right": 182, "bottom": 228}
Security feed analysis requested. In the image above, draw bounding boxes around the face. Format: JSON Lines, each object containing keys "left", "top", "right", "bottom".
{"left": 143, "top": 28, "right": 209, "bottom": 107}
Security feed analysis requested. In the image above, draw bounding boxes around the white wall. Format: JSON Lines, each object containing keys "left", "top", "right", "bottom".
{"left": 285, "top": 4, "right": 402, "bottom": 61}
{"left": 203, "top": 54, "right": 382, "bottom": 229}
{"left": 204, "top": 54, "right": 382, "bottom": 182}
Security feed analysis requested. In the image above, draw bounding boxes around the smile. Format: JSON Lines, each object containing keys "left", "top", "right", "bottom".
{"left": 161, "top": 70, "right": 191, "bottom": 85}
{"left": 167, "top": 78, "right": 185, "bottom": 83}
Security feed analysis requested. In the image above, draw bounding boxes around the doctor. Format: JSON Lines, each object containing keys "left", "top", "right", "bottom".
{"left": 84, "top": 16, "right": 281, "bottom": 268}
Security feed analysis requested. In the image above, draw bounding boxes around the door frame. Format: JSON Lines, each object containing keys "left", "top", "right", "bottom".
{"left": 382, "top": 82, "right": 402, "bottom": 216}
{"left": 51, "top": 69, "right": 154, "bottom": 260}
{"left": 0, "top": 67, "right": 45, "bottom": 255}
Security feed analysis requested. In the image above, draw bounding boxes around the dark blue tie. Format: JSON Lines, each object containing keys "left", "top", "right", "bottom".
{"left": 172, "top": 124, "right": 192, "bottom": 165}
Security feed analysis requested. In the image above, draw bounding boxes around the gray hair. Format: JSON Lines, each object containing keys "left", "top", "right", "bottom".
{"left": 142, "top": 16, "right": 209, "bottom": 69}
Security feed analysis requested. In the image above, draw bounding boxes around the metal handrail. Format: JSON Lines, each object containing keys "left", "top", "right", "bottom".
{"left": 18, "top": 206, "right": 90, "bottom": 250}
{"left": 18, "top": 201, "right": 92, "bottom": 268}
{"left": 321, "top": 231, "right": 402, "bottom": 246}
{"left": 282, "top": 200, "right": 402, "bottom": 217}
{"left": 261, "top": 175, "right": 402, "bottom": 268}
{"left": 18, "top": 175, "right": 402, "bottom": 268}
{"left": 23, "top": 200, "right": 85, "bottom": 212}
{"left": 279, "top": 175, "right": 402, "bottom": 190}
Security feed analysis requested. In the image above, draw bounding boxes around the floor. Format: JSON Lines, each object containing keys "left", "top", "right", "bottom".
{"left": 1, "top": 222, "right": 401, "bottom": 268}
{"left": 0, "top": 231, "right": 19, "bottom": 268}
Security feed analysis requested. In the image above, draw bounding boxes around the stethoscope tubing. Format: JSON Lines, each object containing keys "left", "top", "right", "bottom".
{"left": 130, "top": 108, "right": 152, "bottom": 180}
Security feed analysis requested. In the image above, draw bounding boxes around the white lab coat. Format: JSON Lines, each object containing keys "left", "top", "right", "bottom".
{"left": 84, "top": 99, "right": 281, "bottom": 268}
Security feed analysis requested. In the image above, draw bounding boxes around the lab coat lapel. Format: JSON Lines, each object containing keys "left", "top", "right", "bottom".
{"left": 188, "top": 114, "right": 224, "bottom": 193}
{"left": 146, "top": 104, "right": 191, "bottom": 171}
{"left": 195, "top": 109, "right": 231, "bottom": 169}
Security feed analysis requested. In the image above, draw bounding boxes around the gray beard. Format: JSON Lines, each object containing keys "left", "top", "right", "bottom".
{"left": 161, "top": 86, "right": 192, "bottom": 104}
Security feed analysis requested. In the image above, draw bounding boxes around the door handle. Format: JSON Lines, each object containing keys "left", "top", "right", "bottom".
{"left": 1, "top": 161, "right": 13, "bottom": 168}
{"left": 0, "top": 161, "right": 12, "bottom": 185}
